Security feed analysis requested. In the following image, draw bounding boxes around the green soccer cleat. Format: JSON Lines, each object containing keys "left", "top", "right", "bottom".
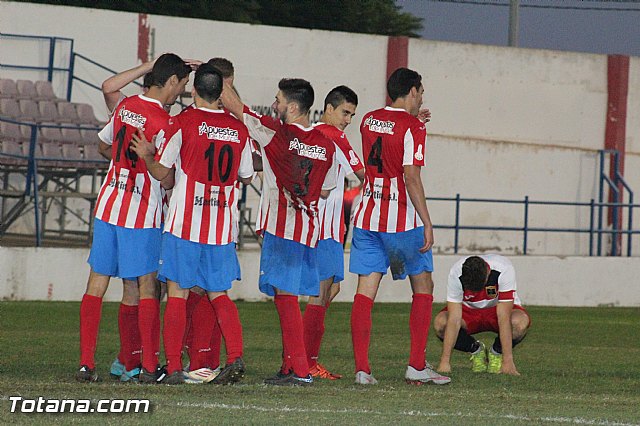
{"left": 487, "top": 348, "right": 502, "bottom": 374}
{"left": 470, "top": 342, "right": 488, "bottom": 373}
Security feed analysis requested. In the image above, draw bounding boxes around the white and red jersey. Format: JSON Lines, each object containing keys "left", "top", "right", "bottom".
{"left": 96, "top": 94, "right": 169, "bottom": 228}
{"left": 447, "top": 254, "right": 522, "bottom": 309}
{"left": 314, "top": 122, "right": 364, "bottom": 243}
{"left": 157, "top": 107, "right": 253, "bottom": 245}
{"left": 352, "top": 106, "right": 427, "bottom": 233}
{"left": 243, "top": 106, "right": 337, "bottom": 247}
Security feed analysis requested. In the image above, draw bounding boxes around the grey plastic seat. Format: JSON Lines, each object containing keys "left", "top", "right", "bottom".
{"left": 57, "top": 102, "right": 80, "bottom": 124}
{"left": 34, "top": 80, "right": 59, "bottom": 102}
{"left": 16, "top": 80, "right": 37, "bottom": 100}
{"left": 39, "top": 101, "right": 60, "bottom": 123}
{"left": 18, "top": 99, "right": 41, "bottom": 123}
{"left": 0, "top": 98, "right": 21, "bottom": 119}
{"left": 0, "top": 79, "right": 18, "bottom": 100}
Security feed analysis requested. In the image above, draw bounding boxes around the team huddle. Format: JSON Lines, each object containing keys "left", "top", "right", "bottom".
{"left": 76, "top": 53, "right": 531, "bottom": 386}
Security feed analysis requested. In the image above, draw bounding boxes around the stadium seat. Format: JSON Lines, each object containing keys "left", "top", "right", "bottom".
{"left": 60, "top": 127, "right": 84, "bottom": 144}
{"left": 62, "top": 142, "right": 84, "bottom": 163}
{"left": 39, "top": 124, "right": 63, "bottom": 144}
{"left": 0, "top": 140, "right": 27, "bottom": 166}
{"left": 57, "top": 102, "right": 80, "bottom": 124}
{"left": 0, "top": 79, "right": 18, "bottom": 100}
{"left": 75, "top": 103, "right": 101, "bottom": 126}
{"left": 39, "top": 101, "right": 60, "bottom": 123}
{"left": 34, "top": 81, "right": 60, "bottom": 102}
{"left": 18, "top": 99, "right": 42, "bottom": 123}
{"left": 16, "top": 80, "right": 37, "bottom": 100}
{"left": 80, "top": 128, "right": 101, "bottom": 143}
{"left": 0, "top": 121, "right": 26, "bottom": 143}
{"left": 0, "top": 98, "right": 21, "bottom": 119}
{"left": 37, "top": 141, "right": 61, "bottom": 168}
{"left": 83, "top": 142, "right": 107, "bottom": 165}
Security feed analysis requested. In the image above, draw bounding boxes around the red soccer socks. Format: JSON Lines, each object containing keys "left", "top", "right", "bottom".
{"left": 409, "top": 293, "right": 433, "bottom": 371}
{"left": 303, "top": 303, "right": 326, "bottom": 369}
{"left": 188, "top": 295, "right": 219, "bottom": 370}
{"left": 118, "top": 303, "right": 141, "bottom": 371}
{"left": 274, "top": 294, "right": 309, "bottom": 378}
{"left": 163, "top": 297, "right": 187, "bottom": 374}
{"left": 79, "top": 294, "right": 103, "bottom": 369}
{"left": 138, "top": 298, "right": 160, "bottom": 372}
{"left": 210, "top": 295, "right": 243, "bottom": 364}
{"left": 351, "top": 293, "right": 374, "bottom": 374}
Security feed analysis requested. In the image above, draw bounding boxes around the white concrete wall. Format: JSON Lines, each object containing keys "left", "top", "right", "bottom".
{"left": 1, "top": 246, "right": 638, "bottom": 306}
{"left": 2, "top": 2, "right": 640, "bottom": 256}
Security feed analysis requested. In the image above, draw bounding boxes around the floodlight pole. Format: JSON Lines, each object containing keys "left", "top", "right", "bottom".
{"left": 508, "top": 0, "right": 519, "bottom": 47}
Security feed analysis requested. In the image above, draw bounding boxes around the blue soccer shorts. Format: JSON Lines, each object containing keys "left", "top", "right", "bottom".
{"left": 159, "top": 232, "right": 240, "bottom": 292}
{"left": 349, "top": 226, "right": 433, "bottom": 280}
{"left": 259, "top": 232, "right": 320, "bottom": 297}
{"left": 317, "top": 238, "right": 344, "bottom": 283}
{"left": 88, "top": 218, "right": 161, "bottom": 279}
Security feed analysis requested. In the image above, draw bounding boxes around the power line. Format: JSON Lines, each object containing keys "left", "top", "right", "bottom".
{"left": 424, "top": 0, "right": 640, "bottom": 11}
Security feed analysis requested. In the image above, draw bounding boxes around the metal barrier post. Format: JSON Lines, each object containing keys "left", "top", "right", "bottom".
{"left": 597, "top": 150, "right": 605, "bottom": 255}
{"left": 589, "top": 198, "right": 595, "bottom": 256}
{"left": 523, "top": 195, "right": 529, "bottom": 254}
{"left": 454, "top": 193, "right": 460, "bottom": 253}
{"left": 47, "top": 37, "right": 55, "bottom": 82}
{"left": 67, "top": 47, "right": 76, "bottom": 101}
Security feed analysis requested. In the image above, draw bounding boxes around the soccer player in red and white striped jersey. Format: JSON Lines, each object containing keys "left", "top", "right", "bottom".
{"left": 435, "top": 254, "right": 530, "bottom": 375}
{"left": 349, "top": 68, "right": 450, "bottom": 386}
{"left": 77, "top": 54, "right": 191, "bottom": 383}
{"left": 222, "top": 78, "right": 337, "bottom": 386}
{"left": 304, "top": 86, "right": 364, "bottom": 380}
{"left": 131, "top": 64, "right": 253, "bottom": 384}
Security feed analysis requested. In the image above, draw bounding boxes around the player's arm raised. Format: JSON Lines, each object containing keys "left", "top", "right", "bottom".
{"left": 438, "top": 301, "right": 462, "bottom": 373}
{"left": 102, "top": 59, "right": 156, "bottom": 112}
{"left": 496, "top": 300, "right": 520, "bottom": 375}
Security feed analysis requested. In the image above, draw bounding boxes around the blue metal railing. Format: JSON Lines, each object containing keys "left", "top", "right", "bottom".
{"left": 428, "top": 193, "right": 639, "bottom": 256}
{"left": 598, "top": 149, "right": 634, "bottom": 256}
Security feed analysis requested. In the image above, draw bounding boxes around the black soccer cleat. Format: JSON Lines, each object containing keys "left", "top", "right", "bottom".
{"left": 209, "top": 357, "right": 245, "bottom": 385}
{"left": 75, "top": 365, "right": 100, "bottom": 383}
{"left": 138, "top": 365, "right": 167, "bottom": 384}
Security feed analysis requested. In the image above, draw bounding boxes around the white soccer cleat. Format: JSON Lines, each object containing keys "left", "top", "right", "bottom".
{"left": 355, "top": 371, "right": 378, "bottom": 385}
{"left": 405, "top": 364, "right": 451, "bottom": 385}
{"left": 184, "top": 367, "right": 220, "bottom": 384}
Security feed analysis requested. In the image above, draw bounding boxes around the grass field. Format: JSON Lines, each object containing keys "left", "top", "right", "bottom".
{"left": 1, "top": 301, "right": 639, "bottom": 425}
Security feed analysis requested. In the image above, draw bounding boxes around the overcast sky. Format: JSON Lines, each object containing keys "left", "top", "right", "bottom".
{"left": 396, "top": 0, "right": 640, "bottom": 57}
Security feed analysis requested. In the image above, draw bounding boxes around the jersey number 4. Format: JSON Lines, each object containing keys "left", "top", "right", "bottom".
{"left": 366, "top": 136, "right": 383, "bottom": 173}
{"left": 204, "top": 142, "right": 234, "bottom": 183}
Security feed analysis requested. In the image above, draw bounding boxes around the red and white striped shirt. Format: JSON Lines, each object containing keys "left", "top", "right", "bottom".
{"left": 96, "top": 95, "right": 169, "bottom": 228}
{"left": 157, "top": 107, "right": 253, "bottom": 245}
{"left": 447, "top": 254, "right": 522, "bottom": 308}
{"left": 243, "top": 106, "right": 337, "bottom": 247}
{"left": 352, "top": 106, "right": 427, "bottom": 233}
{"left": 314, "top": 123, "right": 364, "bottom": 243}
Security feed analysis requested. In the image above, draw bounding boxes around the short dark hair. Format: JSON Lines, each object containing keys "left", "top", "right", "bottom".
{"left": 193, "top": 64, "right": 223, "bottom": 103}
{"left": 207, "top": 57, "right": 234, "bottom": 79}
{"left": 387, "top": 67, "right": 422, "bottom": 102}
{"left": 323, "top": 85, "right": 358, "bottom": 111}
{"left": 150, "top": 53, "right": 191, "bottom": 87}
{"left": 460, "top": 256, "right": 489, "bottom": 291}
{"left": 142, "top": 72, "right": 153, "bottom": 89}
{"left": 278, "top": 78, "right": 314, "bottom": 114}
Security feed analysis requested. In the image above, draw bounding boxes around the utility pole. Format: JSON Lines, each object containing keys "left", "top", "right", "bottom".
{"left": 508, "top": 0, "right": 519, "bottom": 47}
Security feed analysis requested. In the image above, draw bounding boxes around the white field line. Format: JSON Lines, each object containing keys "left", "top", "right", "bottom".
{"left": 173, "top": 401, "right": 639, "bottom": 426}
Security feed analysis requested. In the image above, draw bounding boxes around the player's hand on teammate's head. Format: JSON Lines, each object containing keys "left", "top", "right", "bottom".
{"left": 184, "top": 59, "right": 203, "bottom": 70}
{"left": 417, "top": 108, "right": 431, "bottom": 123}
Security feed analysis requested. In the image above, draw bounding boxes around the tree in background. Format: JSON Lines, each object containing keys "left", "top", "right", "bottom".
{"left": 15, "top": 0, "right": 423, "bottom": 37}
